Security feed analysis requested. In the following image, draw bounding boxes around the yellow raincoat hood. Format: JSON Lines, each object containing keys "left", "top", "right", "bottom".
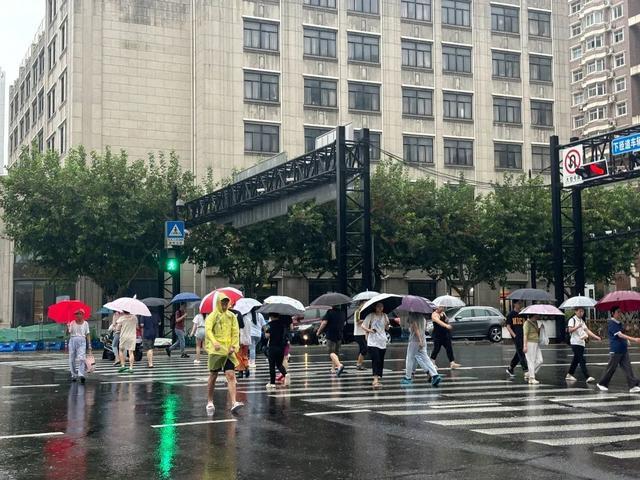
{"left": 204, "top": 292, "right": 240, "bottom": 364}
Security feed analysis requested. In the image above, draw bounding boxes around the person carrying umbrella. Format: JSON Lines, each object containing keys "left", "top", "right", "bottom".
{"left": 522, "top": 314, "right": 543, "bottom": 385}
{"left": 566, "top": 307, "right": 601, "bottom": 383}
{"left": 505, "top": 300, "right": 528, "bottom": 378}
{"left": 316, "top": 305, "right": 347, "bottom": 377}
{"left": 118, "top": 311, "right": 139, "bottom": 374}
{"left": 401, "top": 312, "right": 442, "bottom": 387}
{"left": 430, "top": 306, "right": 461, "bottom": 369}
{"left": 139, "top": 309, "right": 160, "bottom": 369}
{"left": 265, "top": 313, "right": 292, "bottom": 390}
{"left": 68, "top": 309, "right": 92, "bottom": 383}
{"left": 362, "top": 302, "right": 390, "bottom": 388}
{"left": 166, "top": 303, "right": 188, "bottom": 358}
{"left": 597, "top": 306, "right": 640, "bottom": 393}
{"left": 205, "top": 294, "right": 244, "bottom": 415}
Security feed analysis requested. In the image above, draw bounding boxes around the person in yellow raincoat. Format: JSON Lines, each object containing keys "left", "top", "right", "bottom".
{"left": 205, "top": 293, "right": 244, "bottom": 415}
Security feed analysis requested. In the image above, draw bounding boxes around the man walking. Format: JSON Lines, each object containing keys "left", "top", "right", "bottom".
{"left": 205, "top": 294, "right": 244, "bottom": 415}
{"left": 597, "top": 306, "right": 640, "bottom": 393}
{"left": 166, "top": 303, "right": 189, "bottom": 358}
{"left": 68, "top": 309, "right": 91, "bottom": 383}
{"left": 118, "top": 311, "right": 138, "bottom": 374}
{"left": 316, "top": 305, "right": 346, "bottom": 376}
{"left": 140, "top": 310, "right": 160, "bottom": 368}
{"left": 505, "top": 300, "right": 528, "bottom": 378}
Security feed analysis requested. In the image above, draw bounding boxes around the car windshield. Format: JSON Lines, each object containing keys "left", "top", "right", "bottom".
{"left": 446, "top": 307, "right": 462, "bottom": 317}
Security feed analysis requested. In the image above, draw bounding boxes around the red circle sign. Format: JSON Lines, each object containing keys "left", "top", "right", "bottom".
{"left": 564, "top": 148, "right": 582, "bottom": 174}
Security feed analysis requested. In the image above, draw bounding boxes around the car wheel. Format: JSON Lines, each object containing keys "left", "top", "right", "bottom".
{"left": 317, "top": 332, "right": 327, "bottom": 346}
{"left": 488, "top": 326, "right": 502, "bottom": 343}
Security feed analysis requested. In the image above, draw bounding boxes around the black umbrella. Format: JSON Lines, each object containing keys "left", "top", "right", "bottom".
{"left": 359, "top": 293, "right": 403, "bottom": 318}
{"left": 141, "top": 297, "right": 168, "bottom": 307}
{"left": 310, "top": 292, "right": 352, "bottom": 307}
{"left": 507, "top": 288, "right": 554, "bottom": 302}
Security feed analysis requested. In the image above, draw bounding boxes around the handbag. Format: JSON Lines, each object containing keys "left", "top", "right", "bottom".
{"left": 538, "top": 323, "right": 549, "bottom": 346}
{"left": 85, "top": 353, "right": 96, "bottom": 373}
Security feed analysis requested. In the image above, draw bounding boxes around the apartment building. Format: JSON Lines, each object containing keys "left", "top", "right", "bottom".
{"left": 569, "top": 0, "right": 640, "bottom": 138}
{"left": 0, "top": 67, "right": 5, "bottom": 168}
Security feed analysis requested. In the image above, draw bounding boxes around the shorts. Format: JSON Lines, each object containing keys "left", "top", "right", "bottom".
{"left": 119, "top": 338, "right": 136, "bottom": 353}
{"left": 196, "top": 329, "right": 205, "bottom": 341}
{"left": 208, "top": 355, "right": 235, "bottom": 372}
{"left": 354, "top": 335, "right": 368, "bottom": 356}
{"left": 326, "top": 339, "right": 341, "bottom": 355}
{"left": 142, "top": 338, "right": 155, "bottom": 351}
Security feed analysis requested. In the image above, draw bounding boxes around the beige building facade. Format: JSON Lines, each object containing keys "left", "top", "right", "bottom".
{"left": 3, "top": 0, "right": 571, "bottom": 327}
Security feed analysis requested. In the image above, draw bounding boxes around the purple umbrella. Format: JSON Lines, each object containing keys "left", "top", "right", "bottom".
{"left": 397, "top": 295, "right": 437, "bottom": 314}
{"left": 520, "top": 304, "right": 564, "bottom": 316}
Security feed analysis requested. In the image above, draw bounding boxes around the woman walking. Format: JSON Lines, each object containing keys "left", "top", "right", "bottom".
{"left": 401, "top": 312, "right": 442, "bottom": 386}
{"left": 189, "top": 311, "right": 206, "bottom": 364}
{"left": 108, "top": 312, "right": 122, "bottom": 366}
{"left": 566, "top": 307, "right": 601, "bottom": 382}
{"left": 117, "top": 311, "right": 138, "bottom": 374}
{"left": 236, "top": 311, "right": 252, "bottom": 378}
{"left": 353, "top": 301, "right": 368, "bottom": 371}
{"left": 265, "top": 313, "right": 291, "bottom": 390}
{"left": 248, "top": 309, "right": 266, "bottom": 368}
{"left": 68, "top": 309, "right": 92, "bottom": 383}
{"left": 362, "top": 302, "right": 389, "bottom": 388}
{"left": 430, "top": 306, "right": 461, "bottom": 369}
{"left": 523, "top": 314, "right": 543, "bottom": 385}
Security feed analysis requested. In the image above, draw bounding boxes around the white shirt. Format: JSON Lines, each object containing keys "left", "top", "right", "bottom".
{"left": 68, "top": 321, "right": 89, "bottom": 337}
{"left": 569, "top": 315, "right": 588, "bottom": 347}
{"left": 363, "top": 313, "right": 388, "bottom": 349}
{"left": 353, "top": 308, "right": 365, "bottom": 336}
{"left": 192, "top": 313, "right": 205, "bottom": 330}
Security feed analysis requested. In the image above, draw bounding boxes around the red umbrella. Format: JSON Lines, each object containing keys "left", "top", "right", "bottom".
{"left": 47, "top": 300, "right": 92, "bottom": 324}
{"left": 595, "top": 290, "right": 640, "bottom": 313}
{"left": 199, "top": 287, "right": 244, "bottom": 314}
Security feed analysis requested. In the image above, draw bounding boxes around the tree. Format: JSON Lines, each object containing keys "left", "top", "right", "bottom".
{"left": 0, "top": 146, "right": 197, "bottom": 297}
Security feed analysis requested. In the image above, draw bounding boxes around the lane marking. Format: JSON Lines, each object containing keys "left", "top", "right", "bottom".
{"left": 531, "top": 433, "right": 640, "bottom": 446}
{"left": 0, "top": 432, "right": 64, "bottom": 440}
{"left": 377, "top": 405, "right": 572, "bottom": 416}
{"left": 472, "top": 420, "right": 640, "bottom": 435}
{"left": 595, "top": 449, "right": 640, "bottom": 459}
{"left": 305, "top": 409, "right": 371, "bottom": 417}
{"left": 428, "top": 412, "right": 610, "bottom": 426}
{"left": 151, "top": 419, "right": 237, "bottom": 428}
{"left": 566, "top": 399, "right": 640, "bottom": 408}
{"left": 429, "top": 402, "right": 501, "bottom": 409}
{"left": 549, "top": 395, "right": 622, "bottom": 402}
{"left": 2, "top": 384, "right": 60, "bottom": 389}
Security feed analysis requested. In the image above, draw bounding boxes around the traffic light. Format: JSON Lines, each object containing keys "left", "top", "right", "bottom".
{"left": 163, "top": 249, "right": 181, "bottom": 274}
{"left": 576, "top": 159, "right": 608, "bottom": 181}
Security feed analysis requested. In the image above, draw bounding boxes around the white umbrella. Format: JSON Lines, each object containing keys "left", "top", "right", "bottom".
{"left": 352, "top": 291, "right": 380, "bottom": 302}
{"left": 258, "top": 296, "right": 305, "bottom": 316}
{"left": 433, "top": 295, "right": 465, "bottom": 308}
{"left": 559, "top": 296, "right": 597, "bottom": 310}
{"left": 103, "top": 296, "right": 151, "bottom": 317}
{"left": 235, "top": 298, "right": 262, "bottom": 316}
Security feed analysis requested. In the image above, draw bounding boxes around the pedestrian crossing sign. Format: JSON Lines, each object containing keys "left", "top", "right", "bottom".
{"left": 165, "top": 221, "right": 185, "bottom": 246}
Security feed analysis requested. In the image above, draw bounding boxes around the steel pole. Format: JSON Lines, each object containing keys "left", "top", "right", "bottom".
{"left": 361, "top": 128, "right": 373, "bottom": 292}
{"left": 550, "top": 135, "right": 565, "bottom": 341}
{"left": 336, "top": 127, "right": 348, "bottom": 294}
{"left": 572, "top": 188, "right": 585, "bottom": 296}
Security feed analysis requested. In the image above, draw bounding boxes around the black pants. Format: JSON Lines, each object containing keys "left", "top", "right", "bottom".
{"left": 568, "top": 344, "right": 589, "bottom": 378}
{"left": 509, "top": 337, "right": 528, "bottom": 372}
{"left": 598, "top": 351, "right": 640, "bottom": 388}
{"left": 369, "top": 346, "right": 386, "bottom": 377}
{"left": 431, "top": 335, "right": 455, "bottom": 363}
{"left": 268, "top": 347, "right": 287, "bottom": 384}
{"left": 354, "top": 335, "right": 368, "bottom": 357}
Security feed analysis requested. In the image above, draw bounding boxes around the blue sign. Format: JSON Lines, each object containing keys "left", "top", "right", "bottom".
{"left": 165, "top": 221, "right": 185, "bottom": 246}
{"left": 611, "top": 133, "right": 640, "bottom": 156}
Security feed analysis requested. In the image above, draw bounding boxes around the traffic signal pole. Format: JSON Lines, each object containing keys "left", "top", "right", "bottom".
{"left": 572, "top": 188, "right": 585, "bottom": 296}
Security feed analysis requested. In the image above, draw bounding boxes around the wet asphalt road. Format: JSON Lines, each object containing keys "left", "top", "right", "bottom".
{"left": 0, "top": 341, "right": 639, "bottom": 480}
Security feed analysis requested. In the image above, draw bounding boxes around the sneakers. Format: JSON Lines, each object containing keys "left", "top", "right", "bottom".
{"left": 596, "top": 383, "right": 609, "bottom": 391}
{"left": 336, "top": 365, "right": 345, "bottom": 377}
{"left": 431, "top": 374, "right": 443, "bottom": 387}
{"left": 356, "top": 364, "right": 365, "bottom": 371}
{"left": 282, "top": 374, "right": 290, "bottom": 386}
{"left": 630, "top": 386, "right": 640, "bottom": 393}
{"left": 506, "top": 368, "right": 515, "bottom": 377}
{"left": 230, "top": 401, "right": 245, "bottom": 413}
{"left": 165, "top": 347, "right": 171, "bottom": 357}
{"left": 181, "top": 353, "right": 190, "bottom": 358}
{"left": 528, "top": 378, "right": 540, "bottom": 385}
{"left": 117, "top": 366, "right": 128, "bottom": 373}
{"left": 400, "top": 377, "right": 413, "bottom": 386}
{"left": 524, "top": 372, "right": 530, "bottom": 380}
{"left": 193, "top": 359, "right": 201, "bottom": 365}
{"left": 450, "top": 362, "right": 461, "bottom": 369}
{"left": 79, "top": 376, "right": 86, "bottom": 384}
{"left": 265, "top": 383, "right": 276, "bottom": 391}
{"left": 127, "top": 368, "right": 134, "bottom": 374}
{"left": 275, "top": 373, "right": 284, "bottom": 384}
{"left": 206, "top": 402, "right": 215, "bottom": 416}
{"left": 586, "top": 377, "right": 596, "bottom": 383}
{"left": 565, "top": 374, "right": 577, "bottom": 381}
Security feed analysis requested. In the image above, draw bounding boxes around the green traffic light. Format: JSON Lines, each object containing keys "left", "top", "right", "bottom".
{"left": 166, "top": 258, "right": 180, "bottom": 273}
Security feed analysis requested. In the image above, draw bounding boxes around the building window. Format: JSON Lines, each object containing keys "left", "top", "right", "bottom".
{"left": 304, "top": 78, "right": 337, "bottom": 107}
{"left": 304, "top": 127, "right": 331, "bottom": 152}
{"left": 571, "top": 46, "right": 582, "bottom": 61}
{"left": 348, "top": 0, "right": 379, "bottom": 15}
{"left": 613, "top": 29, "right": 624, "bottom": 44}
{"left": 492, "top": 51, "right": 520, "bottom": 79}
{"left": 46, "top": 133, "right": 56, "bottom": 152}
{"left": 585, "top": 35, "right": 604, "bottom": 51}
{"left": 532, "top": 145, "right": 550, "bottom": 173}
{"left": 572, "top": 69, "right": 583, "bottom": 83}
{"left": 614, "top": 53, "right": 625, "bottom": 68}
{"left": 401, "top": 0, "right": 432, "bottom": 22}
{"left": 59, "top": 70, "right": 67, "bottom": 104}
{"left": 586, "top": 59, "right": 605, "bottom": 74}
{"left": 442, "top": 0, "right": 471, "bottom": 27}
{"left": 304, "top": 28, "right": 337, "bottom": 58}
{"left": 495, "top": 143, "right": 522, "bottom": 169}
{"left": 36, "top": 129, "right": 44, "bottom": 152}
{"left": 38, "top": 50, "right": 45, "bottom": 76}
{"left": 401, "top": 40, "right": 432, "bottom": 69}
{"left": 25, "top": 74, "right": 31, "bottom": 98}
{"left": 60, "top": 18, "right": 68, "bottom": 51}
{"left": 572, "top": 92, "right": 584, "bottom": 106}
{"left": 58, "top": 121, "right": 66, "bottom": 154}
{"left": 48, "top": 0, "right": 57, "bottom": 24}
{"left": 531, "top": 100, "right": 553, "bottom": 127}
{"left": 612, "top": 4, "right": 623, "bottom": 20}
{"left": 443, "top": 92, "right": 472, "bottom": 120}
{"left": 571, "top": 23, "right": 581, "bottom": 38}
{"left": 442, "top": 45, "right": 471, "bottom": 73}
{"left": 304, "top": 0, "right": 336, "bottom": 8}
{"left": 584, "top": 11, "right": 603, "bottom": 27}
{"left": 348, "top": 33, "right": 380, "bottom": 63}
{"left": 493, "top": 97, "right": 521, "bottom": 124}
{"left": 244, "top": 122, "right": 280, "bottom": 153}
{"left": 37, "top": 89, "right": 44, "bottom": 118}
{"left": 354, "top": 130, "right": 381, "bottom": 160}
{"left": 32, "top": 62, "right": 38, "bottom": 86}
{"left": 615, "top": 77, "right": 626, "bottom": 92}
{"left": 529, "top": 10, "right": 551, "bottom": 37}
{"left": 402, "top": 88, "right": 433, "bottom": 117}
{"left": 47, "top": 85, "right": 56, "bottom": 118}
{"left": 24, "top": 110, "right": 30, "bottom": 135}
{"left": 616, "top": 102, "right": 627, "bottom": 117}
{"left": 586, "top": 82, "right": 606, "bottom": 98}
{"left": 574, "top": 115, "right": 585, "bottom": 129}
{"left": 444, "top": 139, "right": 473, "bottom": 166}
{"left": 530, "top": 56, "right": 552, "bottom": 82}
{"left": 491, "top": 6, "right": 519, "bottom": 34}
{"left": 588, "top": 106, "right": 606, "bottom": 122}
{"left": 48, "top": 36, "right": 57, "bottom": 70}
{"left": 243, "top": 20, "right": 279, "bottom": 51}
{"left": 348, "top": 82, "right": 381, "bottom": 111}
{"left": 244, "top": 71, "right": 279, "bottom": 103}
{"left": 404, "top": 136, "right": 433, "bottom": 164}
{"left": 569, "top": 1, "right": 581, "bottom": 15}
{"left": 31, "top": 99, "right": 38, "bottom": 126}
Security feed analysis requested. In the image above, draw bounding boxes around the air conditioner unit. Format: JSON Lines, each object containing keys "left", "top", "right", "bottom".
{"left": 609, "top": 95, "right": 616, "bottom": 102}
{"left": 607, "top": 47, "right": 614, "bottom": 54}
{"left": 609, "top": 120, "right": 617, "bottom": 127}
{"left": 607, "top": 71, "right": 615, "bottom": 79}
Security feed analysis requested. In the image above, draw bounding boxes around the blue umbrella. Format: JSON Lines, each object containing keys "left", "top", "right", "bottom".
{"left": 170, "top": 292, "right": 201, "bottom": 304}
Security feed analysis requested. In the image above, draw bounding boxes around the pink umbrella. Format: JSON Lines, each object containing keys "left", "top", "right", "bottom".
{"left": 103, "top": 296, "right": 151, "bottom": 317}
{"left": 520, "top": 304, "right": 564, "bottom": 316}
{"left": 199, "top": 287, "right": 243, "bottom": 314}
{"left": 595, "top": 290, "right": 640, "bottom": 313}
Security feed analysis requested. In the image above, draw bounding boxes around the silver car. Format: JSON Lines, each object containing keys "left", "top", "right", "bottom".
{"left": 444, "top": 306, "right": 505, "bottom": 343}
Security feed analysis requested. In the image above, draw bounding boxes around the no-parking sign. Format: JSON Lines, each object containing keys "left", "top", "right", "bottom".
{"left": 561, "top": 145, "right": 584, "bottom": 187}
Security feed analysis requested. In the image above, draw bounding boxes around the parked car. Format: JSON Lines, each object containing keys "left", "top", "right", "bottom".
{"left": 435, "top": 306, "right": 505, "bottom": 343}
